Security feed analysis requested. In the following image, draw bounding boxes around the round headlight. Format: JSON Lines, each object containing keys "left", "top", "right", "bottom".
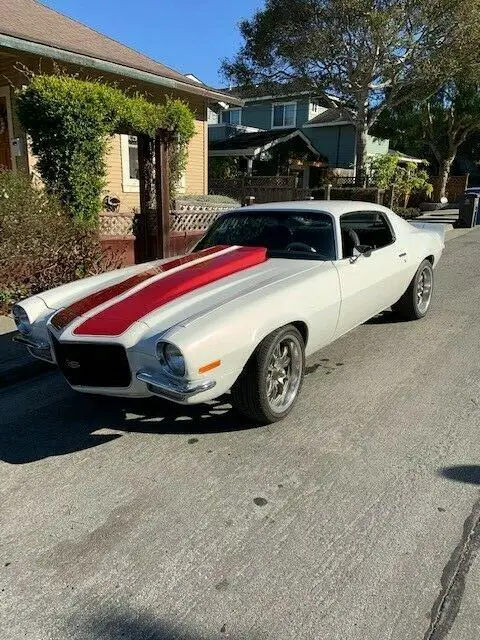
{"left": 157, "top": 342, "right": 185, "bottom": 377}
{"left": 12, "top": 305, "right": 31, "bottom": 335}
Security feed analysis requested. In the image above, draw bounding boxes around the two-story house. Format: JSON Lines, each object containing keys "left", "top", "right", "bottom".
{"left": 208, "top": 88, "right": 390, "bottom": 187}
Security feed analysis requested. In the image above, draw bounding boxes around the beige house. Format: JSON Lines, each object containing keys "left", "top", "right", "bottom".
{"left": 0, "top": 0, "right": 240, "bottom": 213}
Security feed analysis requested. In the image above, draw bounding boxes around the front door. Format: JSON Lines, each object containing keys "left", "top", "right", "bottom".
{"left": 334, "top": 245, "right": 401, "bottom": 336}
{"left": 333, "top": 210, "right": 406, "bottom": 337}
{"left": 0, "top": 96, "right": 12, "bottom": 170}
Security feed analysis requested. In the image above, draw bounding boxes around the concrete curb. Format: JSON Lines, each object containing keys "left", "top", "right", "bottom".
{"left": 0, "top": 224, "right": 477, "bottom": 388}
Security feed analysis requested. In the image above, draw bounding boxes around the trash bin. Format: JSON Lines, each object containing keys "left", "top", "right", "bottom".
{"left": 457, "top": 193, "right": 479, "bottom": 228}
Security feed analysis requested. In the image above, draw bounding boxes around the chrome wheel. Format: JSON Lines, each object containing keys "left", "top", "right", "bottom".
{"left": 266, "top": 336, "right": 303, "bottom": 413}
{"left": 416, "top": 265, "right": 433, "bottom": 314}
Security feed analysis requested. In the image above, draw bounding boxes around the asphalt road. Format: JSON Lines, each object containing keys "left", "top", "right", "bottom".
{"left": 2, "top": 229, "right": 480, "bottom": 640}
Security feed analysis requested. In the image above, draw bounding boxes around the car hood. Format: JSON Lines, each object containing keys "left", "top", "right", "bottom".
{"left": 141, "top": 257, "right": 320, "bottom": 335}
{"left": 50, "top": 246, "right": 324, "bottom": 342}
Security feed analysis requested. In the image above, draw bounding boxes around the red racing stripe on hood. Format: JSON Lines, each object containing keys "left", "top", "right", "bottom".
{"left": 74, "top": 246, "right": 268, "bottom": 336}
{"left": 51, "top": 245, "right": 226, "bottom": 331}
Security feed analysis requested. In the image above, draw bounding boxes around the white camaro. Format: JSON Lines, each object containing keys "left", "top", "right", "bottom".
{"left": 13, "top": 201, "right": 444, "bottom": 423}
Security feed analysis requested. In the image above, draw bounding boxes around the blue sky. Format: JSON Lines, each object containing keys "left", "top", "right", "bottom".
{"left": 42, "top": 0, "right": 264, "bottom": 88}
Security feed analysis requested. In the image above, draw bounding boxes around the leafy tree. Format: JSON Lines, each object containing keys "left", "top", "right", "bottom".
{"left": 369, "top": 152, "right": 432, "bottom": 206}
{"left": 223, "top": 0, "right": 480, "bottom": 181}
{"left": 374, "top": 80, "right": 480, "bottom": 200}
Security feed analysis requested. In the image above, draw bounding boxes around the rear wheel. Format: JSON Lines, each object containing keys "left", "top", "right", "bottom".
{"left": 392, "top": 259, "right": 434, "bottom": 320}
{"left": 231, "top": 325, "right": 305, "bottom": 424}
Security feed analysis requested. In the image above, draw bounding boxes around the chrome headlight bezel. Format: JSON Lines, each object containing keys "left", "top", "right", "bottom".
{"left": 156, "top": 341, "right": 186, "bottom": 378}
{"left": 12, "top": 305, "right": 31, "bottom": 335}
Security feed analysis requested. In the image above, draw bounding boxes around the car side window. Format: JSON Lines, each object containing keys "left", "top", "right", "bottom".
{"left": 340, "top": 211, "right": 395, "bottom": 258}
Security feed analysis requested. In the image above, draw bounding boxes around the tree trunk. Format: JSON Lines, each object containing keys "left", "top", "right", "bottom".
{"left": 355, "top": 126, "right": 368, "bottom": 186}
{"left": 438, "top": 156, "right": 454, "bottom": 201}
{"left": 355, "top": 98, "right": 369, "bottom": 186}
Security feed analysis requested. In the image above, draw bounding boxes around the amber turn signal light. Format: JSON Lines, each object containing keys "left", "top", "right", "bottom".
{"left": 198, "top": 359, "right": 221, "bottom": 374}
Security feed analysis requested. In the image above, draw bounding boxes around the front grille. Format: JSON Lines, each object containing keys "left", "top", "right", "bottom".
{"left": 50, "top": 335, "right": 132, "bottom": 388}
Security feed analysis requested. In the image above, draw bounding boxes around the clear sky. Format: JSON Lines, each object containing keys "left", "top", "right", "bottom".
{"left": 41, "top": 0, "right": 263, "bottom": 88}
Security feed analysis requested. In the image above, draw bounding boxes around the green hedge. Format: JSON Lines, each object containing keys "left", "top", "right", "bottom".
{"left": 17, "top": 75, "right": 195, "bottom": 224}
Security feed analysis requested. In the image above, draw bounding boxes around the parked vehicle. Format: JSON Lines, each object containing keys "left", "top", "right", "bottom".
{"left": 13, "top": 201, "right": 444, "bottom": 423}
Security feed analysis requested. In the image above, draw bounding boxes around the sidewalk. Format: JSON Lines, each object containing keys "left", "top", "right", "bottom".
{"left": 417, "top": 208, "right": 475, "bottom": 241}
{"left": 0, "top": 316, "right": 53, "bottom": 388}
{"left": 0, "top": 221, "right": 476, "bottom": 388}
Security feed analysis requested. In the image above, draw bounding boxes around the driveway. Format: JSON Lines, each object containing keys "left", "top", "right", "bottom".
{"left": 1, "top": 229, "right": 480, "bottom": 640}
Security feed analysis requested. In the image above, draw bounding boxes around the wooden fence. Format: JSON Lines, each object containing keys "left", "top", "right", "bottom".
{"left": 210, "top": 176, "right": 311, "bottom": 204}
{"left": 210, "top": 176, "right": 385, "bottom": 206}
{"left": 429, "top": 175, "right": 469, "bottom": 202}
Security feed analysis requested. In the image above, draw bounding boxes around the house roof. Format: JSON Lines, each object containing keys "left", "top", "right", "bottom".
{"left": 0, "top": 0, "right": 241, "bottom": 104}
{"left": 388, "top": 150, "right": 427, "bottom": 164}
{"left": 304, "top": 107, "right": 355, "bottom": 127}
{"left": 215, "top": 84, "right": 340, "bottom": 106}
{"left": 210, "top": 128, "right": 297, "bottom": 151}
{"left": 209, "top": 128, "right": 320, "bottom": 158}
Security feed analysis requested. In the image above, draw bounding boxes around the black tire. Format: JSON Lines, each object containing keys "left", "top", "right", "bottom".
{"left": 231, "top": 324, "right": 305, "bottom": 424}
{"left": 391, "top": 259, "right": 434, "bottom": 320}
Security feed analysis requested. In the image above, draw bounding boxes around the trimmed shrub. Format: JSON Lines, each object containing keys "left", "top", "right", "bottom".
{"left": 175, "top": 194, "right": 240, "bottom": 206}
{"left": 0, "top": 171, "right": 119, "bottom": 314}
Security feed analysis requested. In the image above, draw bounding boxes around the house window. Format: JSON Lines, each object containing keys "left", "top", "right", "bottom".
{"left": 272, "top": 102, "right": 297, "bottom": 128}
{"left": 221, "top": 108, "right": 242, "bottom": 125}
{"left": 128, "top": 136, "right": 139, "bottom": 179}
{"left": 120, "top": 134, "right": 186, "bottom": 194}
{"left": 120, "top": 134, "right": 140, "bottom": 192}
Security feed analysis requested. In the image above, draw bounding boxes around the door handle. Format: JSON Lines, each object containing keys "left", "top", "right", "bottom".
{"left": 399, "top": 252, "right": 407, "bottom": 258}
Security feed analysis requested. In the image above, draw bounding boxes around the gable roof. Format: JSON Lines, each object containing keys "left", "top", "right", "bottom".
{"left": 215, "top": 84, "right": 340, "bottom": 106}
{"left": 304, "top": 107, "right": 355, "bottom": 127}
{"left": 0, "top": 0, "right": 241, "bottom": 104}
{"left": 209, "top": 128, "right": 320, "bottom": 158}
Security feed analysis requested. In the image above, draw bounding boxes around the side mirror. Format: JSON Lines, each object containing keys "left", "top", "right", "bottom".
{"left": 355, "top": 244, "right": 372, "bottom": 257}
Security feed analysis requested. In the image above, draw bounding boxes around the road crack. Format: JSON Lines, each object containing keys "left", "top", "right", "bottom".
{"left": 424, "top": 495, "right": 480, "bottom": 640}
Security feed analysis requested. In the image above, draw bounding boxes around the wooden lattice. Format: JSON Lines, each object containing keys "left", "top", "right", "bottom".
{"left": 171, "top": 210, "right": 220, "bottom": 232}
{"left": 99, "top": 213, "right": 134, "bottom": 236}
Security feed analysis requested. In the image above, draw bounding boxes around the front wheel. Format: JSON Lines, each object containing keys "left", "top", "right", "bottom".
{"left": 231, "top": 325, "right": 305, "bottom": 424}
{"left": 392, "top": 259, "right": 434, "bottom": 320}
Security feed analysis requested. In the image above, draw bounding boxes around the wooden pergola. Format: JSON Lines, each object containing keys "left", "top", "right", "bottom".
{"left": 136, "top": 128, "right": 171, "bottom": 262}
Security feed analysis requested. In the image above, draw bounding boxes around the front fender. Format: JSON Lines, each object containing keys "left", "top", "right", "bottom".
{"left": 162, "top": 268, "right": 340, "bottom": 389}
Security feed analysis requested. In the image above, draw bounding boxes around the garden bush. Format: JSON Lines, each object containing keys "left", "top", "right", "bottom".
{"left": 0, "top": 171, "right": 119, "bottom": 314}
{"left": 369, "top": 154, "right": 433, "bottom": 208}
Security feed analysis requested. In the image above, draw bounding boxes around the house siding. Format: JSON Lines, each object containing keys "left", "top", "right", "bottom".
{"left": 219, "top": 97, "right": 313, "bottom": 133}
{"left": 295, "top": 101, "right": 310, "bottom": 127}
{"left": 0, "top": 47, "right": 209, "bottom": 209}
{"left": 303, "top": 125, "right": 356, "bottom": 169}
{"left": 241, "top": 102, "right": 273, "bottom": 130}
{"left": 366, "top": 135, "right": 389, "bottom": 156}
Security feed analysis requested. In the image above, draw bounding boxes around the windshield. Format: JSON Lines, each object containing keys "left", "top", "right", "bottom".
{"left": 196, "top": 211, "right": 336, "bottom": 260}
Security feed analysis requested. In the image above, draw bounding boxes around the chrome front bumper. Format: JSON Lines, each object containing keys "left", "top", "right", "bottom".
{"left": 136, "top": 370, "right": 216, "bottom": 402}
{"left": 13, "top": 334, "right": 54, "bottom": 363}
